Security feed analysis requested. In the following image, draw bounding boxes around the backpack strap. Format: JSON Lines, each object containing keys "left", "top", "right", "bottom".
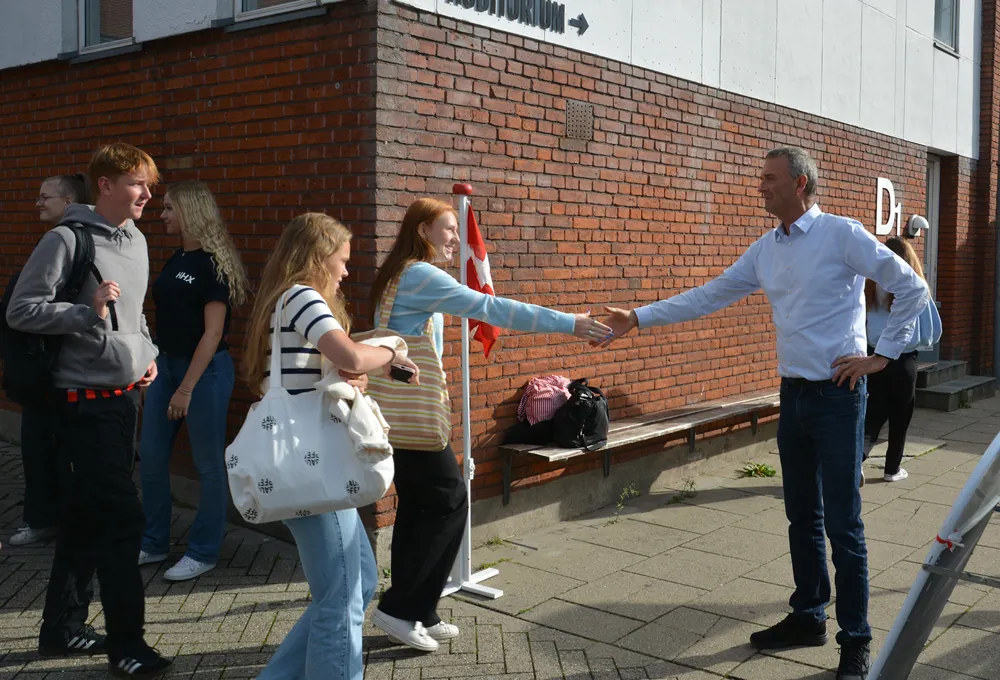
{"left": 61, "top": 223, "right": 118, "bottom": 332}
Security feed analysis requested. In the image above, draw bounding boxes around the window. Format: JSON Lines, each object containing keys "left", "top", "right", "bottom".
{"left": 236, "top": 0, "right": 319, "bottom": 20}
{"left": 934, "top": 0, "right": 959, "bottom": 51}
{"left": 80, "top": 0, "right": 133, "bottom": 49}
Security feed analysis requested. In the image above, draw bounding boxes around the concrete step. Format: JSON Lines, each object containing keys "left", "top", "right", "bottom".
{"left": 916, "top": 360, "right": 968, "bottom": 388}
{"left": 915, "top": 375, "right": 996, "bottom": 411}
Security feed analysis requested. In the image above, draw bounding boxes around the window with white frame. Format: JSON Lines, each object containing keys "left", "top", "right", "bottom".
{"left": 80, "top": 0, "right": 133, "bottom": 48}
{"left": 236, "top": 0, "right": 319, "bottom": 20}
{"left": 934, "top": 0, "right": 959, "bottom": 51}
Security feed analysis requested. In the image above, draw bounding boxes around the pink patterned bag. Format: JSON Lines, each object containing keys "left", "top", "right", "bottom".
{"left": 517, "top": 375, "right": 572, "bottom": 425}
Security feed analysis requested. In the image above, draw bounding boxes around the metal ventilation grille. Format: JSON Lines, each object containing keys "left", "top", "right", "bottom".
{"left": 565, "top": 100, "right": 594, "bottom": 140}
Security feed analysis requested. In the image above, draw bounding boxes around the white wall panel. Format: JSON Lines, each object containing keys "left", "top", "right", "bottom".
{"left": 865, "top": 0, "right": 897, "bottom": 17}
{"left": 906, "top": 0, "right": 935, "bottom": 36}
{"left": 821, "top": 0, "right": 864, "bottom": 126}
{"left": 860, "top": 3, "right": 897, "bottom": 135}
{"left": 958, "top": 0, "right": 980, "bottom": 60}
{"left": 544, "top": 1, "right": 631, "bottom": 61}
{"left": 632, "top": 0, "right": 702, "bottom": 83}
{"left": 719, "top": 0, "right": 777, "bottom": 102}
{"left": 701, "top": 0, "right": 721, "bottom": 88}
{"left": 135, "top": 0, "right": 219, "bottom": 43}
{"left": 931, "top": 47, "right": 959, "bottom": 151}
{"left": 774, "top": 0, "right": 822, "bottom": 114}
{"left": 956, "top": 56, "right": 978, "bottom": 157}
{"left": 0, "top": 0, "right": 63, "bottom": 70}
{"left": 904, "top": 29, "right": 934, "bottom": 145}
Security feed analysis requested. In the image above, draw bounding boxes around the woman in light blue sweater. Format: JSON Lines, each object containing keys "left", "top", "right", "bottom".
{"left": 368, "top": 197, "right": 610, "bottom": 652}
{"left": 864, "top": 237, "right": 942, "bottom": 483}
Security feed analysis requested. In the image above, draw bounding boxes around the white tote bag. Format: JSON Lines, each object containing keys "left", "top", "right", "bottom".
{"left": 226, "top": 292, "right": 394, "bottom": 524}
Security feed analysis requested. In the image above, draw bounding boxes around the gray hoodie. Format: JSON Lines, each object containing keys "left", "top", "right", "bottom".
{"left": 5, "top": 203, "right": 158, "bottom": 389}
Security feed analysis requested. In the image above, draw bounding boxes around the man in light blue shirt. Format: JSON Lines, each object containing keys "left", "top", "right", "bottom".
{"left": 600, "top": 147, "right": 928, "bottom": 680}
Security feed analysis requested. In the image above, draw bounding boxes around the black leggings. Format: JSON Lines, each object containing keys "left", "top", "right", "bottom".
{"left": 864, "top": 348, "right": 918, "bottom": 476}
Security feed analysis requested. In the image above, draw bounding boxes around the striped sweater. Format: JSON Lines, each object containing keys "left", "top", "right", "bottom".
{"left": 262, "top": 285, "right": 342, "bottom": 395}
{"left": 383, "top": 261, "right": 575, "bottom": 357}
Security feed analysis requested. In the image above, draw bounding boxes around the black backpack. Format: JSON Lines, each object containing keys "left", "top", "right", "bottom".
{"left": 551, "top": 378, "right": 610, "bottom": 450}
{"left": 0, "top": 223, "right": 103, "bottom": 405}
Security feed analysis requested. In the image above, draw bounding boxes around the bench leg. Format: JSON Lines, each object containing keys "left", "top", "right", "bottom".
{"left": 503, "top": 452, "right": 512, "bottom": 506}
{"left": 688, "top": 428, "right": 696, "bottom": 454}
{"left": 603, "top": 449, "right": 611, "bottom": 477}
{"left": 751, "top": 411, "right": 759, "bottom": 436}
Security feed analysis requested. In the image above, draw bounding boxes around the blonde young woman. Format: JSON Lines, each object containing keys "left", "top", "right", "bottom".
{"left": 863, "top": 236, "right": 942, "bottom": 483}
{"left": 138, "top": 181, "right": 251, "bottom": 581}
{"left": 369, "top": 198, "right": 611, "bottom": 652}
{"left": 245, "top": 214, "right": 418, "bottom": 680}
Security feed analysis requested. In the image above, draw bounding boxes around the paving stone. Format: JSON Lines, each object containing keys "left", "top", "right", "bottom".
{"left": 687, "top": 577, "right": 790, "bottom": 625}
{"left": 681, "top": 526, "right": 790, "bottom": 565}
{"left": 575, "top": 517, "right": 701, "bottom": 557}
{"left": 729, "top": 652, "right": 834, "bottom": 679}
{"left": 631, "top": 503, "right": 745, "bottom": 535}
{"left": 511, "top": 538, "right": 647, "bottom": 582}
{"left": 522, "top": 599, "right": 645, "bottom": 643}
{"left": 452, "top": 561, "right": 583, "bottom": 616}
{"left": 920, "top": 624, "right": 1000, "bottom": 679}
{"left": 626, "top": 547, "right": 757, "bottom": 591}
{"left": 560, "top": 570, "right": 707, "bottom": 622}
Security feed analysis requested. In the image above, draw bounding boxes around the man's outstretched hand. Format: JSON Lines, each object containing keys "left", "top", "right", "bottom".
{"left": 592, "top": 306, "right": 639, "bottom": 347}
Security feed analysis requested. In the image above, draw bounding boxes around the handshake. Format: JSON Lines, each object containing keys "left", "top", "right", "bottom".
{"left": 573, "top": 307, "right": 639, "bottom": 348}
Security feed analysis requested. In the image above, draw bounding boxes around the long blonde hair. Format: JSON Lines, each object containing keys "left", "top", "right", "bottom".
{"left": 865, "top": 236, "right": 925, "bottom": 310}
{"left": 243, "top": 213, "right": 353, "bottom": 395}
{"left": 370, "top": 197, "right": 457, "bottom": 316}
{"left": 165, "top": 180, "right": 250, "bottom": 306}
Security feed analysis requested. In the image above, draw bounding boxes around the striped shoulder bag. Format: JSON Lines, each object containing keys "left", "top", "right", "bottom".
{"left": 352, "top": 269, "right": 452, "bottom": 451}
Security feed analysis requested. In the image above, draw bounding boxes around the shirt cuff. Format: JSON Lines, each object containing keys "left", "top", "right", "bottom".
{"left": 872, "top": 338, "right": 903, "bottom": 361}
{"left": 633, "top": 305, "right": 655, "bottom": 330}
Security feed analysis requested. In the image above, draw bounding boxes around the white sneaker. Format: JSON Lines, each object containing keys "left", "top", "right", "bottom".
{"left": 884, "top": 469, "right": 909, "bottom": 483}
{"left": 138, "top": 550, "right": 167, "bottom": 566}
{"left": 424, "top": 621, "right": 460, "bottom": 641}
{"left": 163, "top": 556, "right": 216, "bottom": 581}
{"left": 859, "top": 469, "right": 866, "bottom": 488}
{"left": 9, "top": 526, "right": 57, "bottom": 546}
{"left": 372, "top": 609, "right": 439, "bottom": 652}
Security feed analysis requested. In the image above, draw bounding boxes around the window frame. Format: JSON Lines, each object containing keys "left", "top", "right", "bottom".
{"left": 234, "top": 0, "right": 321, "bottom": 22}
{"left": 933, "top": 0, "right": 960, "bottom": 52}
{"left": 77, "top": 0, "right": 134, "bottom": 54}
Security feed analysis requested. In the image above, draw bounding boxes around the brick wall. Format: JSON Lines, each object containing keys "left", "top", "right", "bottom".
{"left": 0, "top": 2, "right": 378, "bottom": 473}
{"left": 369, "top": 3, "right": 938, "bottom": 527}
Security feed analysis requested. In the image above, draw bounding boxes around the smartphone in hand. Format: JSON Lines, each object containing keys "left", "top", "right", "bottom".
{"left": 389, "top": 364, "right": 416, "bottom": 383}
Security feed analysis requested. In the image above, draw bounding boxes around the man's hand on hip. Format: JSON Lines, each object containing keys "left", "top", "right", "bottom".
{"left": 832, "top": 354, "right": 889, "bottom": 390}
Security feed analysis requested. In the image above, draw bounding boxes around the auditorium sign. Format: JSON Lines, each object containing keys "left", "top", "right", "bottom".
{"left": 441, "top": 0, "right": 588, "bottom": 35}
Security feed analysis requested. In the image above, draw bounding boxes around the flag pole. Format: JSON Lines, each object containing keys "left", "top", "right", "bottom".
{"left": 441, "top": 183, "right": 503, "bottom": 600}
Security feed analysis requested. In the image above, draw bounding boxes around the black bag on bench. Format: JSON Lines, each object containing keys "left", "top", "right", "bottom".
{"left": 551, "top": 378, "right": 609, "bottom": 451}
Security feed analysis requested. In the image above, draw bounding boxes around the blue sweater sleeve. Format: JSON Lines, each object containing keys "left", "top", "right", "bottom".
{"left": 393, "top": 262, "right": 576, "bottom": 335}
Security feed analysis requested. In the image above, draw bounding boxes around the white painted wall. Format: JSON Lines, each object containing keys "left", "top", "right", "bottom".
{"left": 0, "top": 0, "right": 65, "bottom": 70}
{"left": 0, "top": 0, "right": 983, "bottom": 158}
{"left": 396, "top": 0, "right": 984, "bottom": 159}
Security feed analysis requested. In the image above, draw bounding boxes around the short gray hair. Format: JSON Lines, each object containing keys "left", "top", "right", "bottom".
{"left": 766, "top": 147, "right": 818, "bottom": 198}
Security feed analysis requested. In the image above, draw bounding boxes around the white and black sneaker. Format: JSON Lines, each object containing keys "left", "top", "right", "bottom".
{"left": 38, "top": 624, "right": 107, "bottom": 657}
{"left": 109, "top": 645, "right": 173, "bottom": 678}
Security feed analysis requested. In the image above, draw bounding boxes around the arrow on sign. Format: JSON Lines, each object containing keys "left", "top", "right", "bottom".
{"left": 568, "top": 13, "right": 589, "bottom": 36}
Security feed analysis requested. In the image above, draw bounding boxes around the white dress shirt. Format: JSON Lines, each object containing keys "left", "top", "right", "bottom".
{"left": 633, "top": 204, "right": 930, "bottom": 381}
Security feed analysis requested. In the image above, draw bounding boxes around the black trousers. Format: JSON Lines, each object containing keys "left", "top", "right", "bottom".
{"left": 40, "top": 389, "right": 147, "bottom": 656}
{"left": 19, "top": 397, "right": 60, "bottom": 529}
{"left": 864, "top": 349, "right": 919, "bottom": 476}
{"left": 378, "top": 444, "right": 468, "bottom": 627}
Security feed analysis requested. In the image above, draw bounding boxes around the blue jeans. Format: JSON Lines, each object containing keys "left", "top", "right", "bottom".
{"left": 777, "top": 377, "right": 871, "bottom": 644}
{"left": 139, "top": 350, "right": 234, "bottom": 564}
{"left": 258, "top": 509, "right": 377, "bottom": 680}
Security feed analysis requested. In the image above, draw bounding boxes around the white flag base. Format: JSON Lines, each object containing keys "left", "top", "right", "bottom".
{"left": 441, "top": 568, "right": 504, "bottom": 599}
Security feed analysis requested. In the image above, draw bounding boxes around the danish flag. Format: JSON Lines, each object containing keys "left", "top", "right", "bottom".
{"left": 465, "top": 205, "right": 500, "bottom": 357}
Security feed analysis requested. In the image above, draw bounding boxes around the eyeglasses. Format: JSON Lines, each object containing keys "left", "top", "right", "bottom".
{"left": 37, "top": 194, "right": 68, "bottom": 203}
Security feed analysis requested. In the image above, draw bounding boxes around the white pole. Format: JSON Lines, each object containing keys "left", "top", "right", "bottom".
{"left": 441, "top": 183, "right": 503, "bottom": 600}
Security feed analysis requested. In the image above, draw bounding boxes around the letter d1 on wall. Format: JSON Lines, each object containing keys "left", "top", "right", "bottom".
{"left": 876, "top": 177, "right": 903, "bottom": 236}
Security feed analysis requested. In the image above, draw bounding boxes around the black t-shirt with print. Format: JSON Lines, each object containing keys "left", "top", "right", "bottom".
{"left": 152, "top": 249, "right": 232, "bottom": 358}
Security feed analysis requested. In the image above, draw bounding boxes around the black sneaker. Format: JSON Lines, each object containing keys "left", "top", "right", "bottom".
{"left": 749, "top": 613, "right": 828, "bottom": 650}
{"left": 836, "top": 641, "right": 871, "bottom": 680}
{"left": 38, "top": 624, "right": 107, "bottom": 657}
{"left": 109, "top": 645, "right": 173, "bottom": 678}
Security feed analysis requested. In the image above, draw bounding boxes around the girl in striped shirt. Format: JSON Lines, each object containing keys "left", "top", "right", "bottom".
{"left": 243, "top": 214, "right": 418, "bottom": 680}
{"left": 369, "top": 198, "right": 611, "bottom": 652}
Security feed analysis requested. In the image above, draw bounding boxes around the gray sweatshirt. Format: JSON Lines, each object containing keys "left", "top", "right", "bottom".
{"left": 5, "top": 204, "right": 158, "bottom": 389}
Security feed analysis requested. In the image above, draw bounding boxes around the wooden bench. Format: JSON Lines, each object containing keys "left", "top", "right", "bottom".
{"left": 498, "top": 391, "right": 781, "bottom": 505}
